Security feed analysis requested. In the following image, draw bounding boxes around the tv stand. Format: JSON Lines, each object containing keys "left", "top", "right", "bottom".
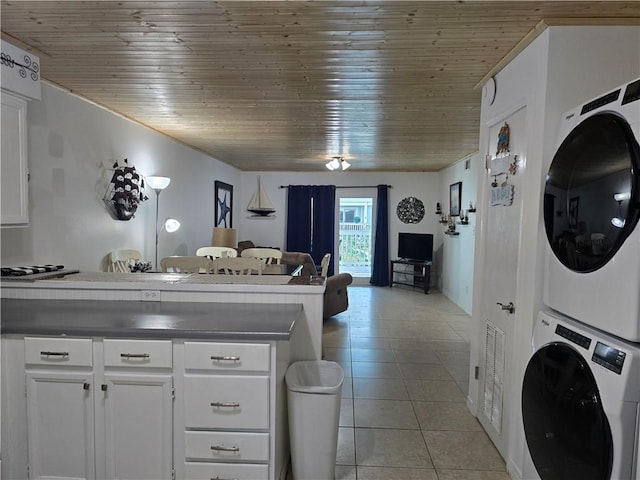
{"left": 389, "top": 259, "right": 432, "bottom": 294}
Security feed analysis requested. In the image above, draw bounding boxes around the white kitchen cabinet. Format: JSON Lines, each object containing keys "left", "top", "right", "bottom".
{"left": 1, "top": 91, "right": 29, "bottom": 226}
{"left": 26, "top": 371, "right": 96, "bottom": 480}
{"left": 102, "top": 338, "right": 174, "bottom": 480}
{"left": 179, "top": 342, "right": 271, "bottom": 480}
{"left": 103, "top": 374, "right": 173, "bottom": 479}
{"left": 18, "top": 337, "right": 174, "bottom": 480}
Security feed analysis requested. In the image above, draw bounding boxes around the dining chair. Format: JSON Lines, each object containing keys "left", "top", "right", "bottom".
{"left": 160, "top": 256, "right": 213, "bottom": 274}
{"left": 108, "top": 249, "right": 143, "bottom": 272}
{"left": 320, "top": 253, "right": 331, "bottom": 277}
{"left": 213, "top": 257, "right": 263, "bottom": 275}
{"left": 241, "top": 247, "right": 283, "bottom": 265}
{"left": 195, "top": 246, "right": 238, "bottom": 259}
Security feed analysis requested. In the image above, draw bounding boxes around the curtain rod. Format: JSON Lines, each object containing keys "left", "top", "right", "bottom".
{"left": 279, "top": 185, "right": 392, "bottom": 189}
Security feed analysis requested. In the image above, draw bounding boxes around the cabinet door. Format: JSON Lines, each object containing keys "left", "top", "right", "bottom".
{"left": 103, "top": 374, "right": 173, "bottom": 480}
{"left": 1, "top": 91, "right": 29, "bottom": 226}
{"left": 26, "top": 371, "right": 95, "bottom": 480}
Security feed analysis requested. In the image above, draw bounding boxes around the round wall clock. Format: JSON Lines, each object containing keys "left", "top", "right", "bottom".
{"left": 397, "top": 197, "right": 425, "bottom": 224}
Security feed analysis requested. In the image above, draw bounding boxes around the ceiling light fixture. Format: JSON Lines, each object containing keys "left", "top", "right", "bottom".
{"left": 325, "top": 156, "right": 350, "bottom": 171}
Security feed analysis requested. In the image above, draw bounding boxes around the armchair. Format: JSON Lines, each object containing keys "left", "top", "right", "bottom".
{"left": 280, "top": 251, "right": 353, "bottom": 318}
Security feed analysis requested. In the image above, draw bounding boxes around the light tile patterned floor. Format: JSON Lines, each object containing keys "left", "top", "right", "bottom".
{"left": 323, "top": 285, "right": 510, "bottom": 480}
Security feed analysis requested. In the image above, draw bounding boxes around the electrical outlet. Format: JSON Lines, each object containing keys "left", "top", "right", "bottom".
{"left": 141, "top": 290, "right": 161, "bottom": 301}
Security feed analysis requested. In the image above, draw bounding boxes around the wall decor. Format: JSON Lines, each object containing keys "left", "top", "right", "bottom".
{"left": 396, "top": 196, "right": 425, "bottom": 224}
{"left": 215, "top": 180, "right": 233, "bottom": 228}
{"left": 568, "top": 196, "right": 579, "bottom": 229}
{"left": 102, "top": 159, "right": 148, "bottom": 221}
{"left": 491, "top": 183, "right": 514, "bottom": 206}
{"left": 450, "top": 182, "right": 462, "bottom": 217}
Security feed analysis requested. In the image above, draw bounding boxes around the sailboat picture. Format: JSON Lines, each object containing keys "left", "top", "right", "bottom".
{"left": 247, "top": 176, "right": 276, "bottom": 217}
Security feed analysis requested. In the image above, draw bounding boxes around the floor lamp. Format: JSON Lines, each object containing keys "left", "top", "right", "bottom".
{"left": 146, "top": 176, "right": 171, "bottom": 270}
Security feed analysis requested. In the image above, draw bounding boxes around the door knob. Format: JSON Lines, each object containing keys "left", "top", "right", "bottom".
{"left": 496, "top": 302, "right": 515, "bottom": 314}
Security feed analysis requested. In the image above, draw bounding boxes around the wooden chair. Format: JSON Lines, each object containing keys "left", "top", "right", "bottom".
{"left": 213, "top": 257, "right": 263, "bottom": 275}
{"left": 108, "top": 249, "right": 142, "bottom": 272}
{"left": 240, "top": 247, "right": 282, "bottom": 265}
{"left": 195, "top": 246, "right": 238, "bottom": 259}
{"left": 320, "top": 253, "right": 331, "bottom": 277}
{"left": 160, "top": 256, "right": 213, "bottom": 274}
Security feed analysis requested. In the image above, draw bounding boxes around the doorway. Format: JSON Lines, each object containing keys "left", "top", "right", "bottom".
{"left": 337, "top": 191, "right": 375, "bottom": 283}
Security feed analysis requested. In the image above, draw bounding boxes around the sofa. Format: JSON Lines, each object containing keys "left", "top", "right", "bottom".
{"left": 238, "top": 242, "right": 352, "bottom": 318}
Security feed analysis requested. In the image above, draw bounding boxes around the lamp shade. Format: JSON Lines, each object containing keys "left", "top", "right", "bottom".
{"left": 147, "top": 176, "right": 171, "bottom": 191}
{"left": 212, "top": 227, "right": 238, "bottom": 248}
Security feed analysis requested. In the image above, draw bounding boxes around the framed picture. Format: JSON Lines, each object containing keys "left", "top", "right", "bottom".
{"left": 569, "top": 196, "right": 579, "bottom": 229}
{"left": 214, "top": 181, "right": 233, "bottom": 228}
{"left": 450, "top": 182, "right": 462, "bottom": 217}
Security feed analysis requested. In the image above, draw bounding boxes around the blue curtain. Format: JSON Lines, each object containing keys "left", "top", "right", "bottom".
{"left": 311, "top": 186, "right": 336, "bottom": 276}
{"left": 286, "top": 185, "right": 336, "bottom": 275}
{"left": 370, "top": 184, "right": 390, "bottom": 286}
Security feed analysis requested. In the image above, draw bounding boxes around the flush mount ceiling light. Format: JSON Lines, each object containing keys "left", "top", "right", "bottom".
{"left": 325, "top": 156, "right": 350, "bottom": 171}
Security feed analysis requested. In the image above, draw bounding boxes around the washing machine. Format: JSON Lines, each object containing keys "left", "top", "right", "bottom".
{"left": 543, "top": 78, "right": 640, "bottom": 341}
{"left": 522, "top": 310, "right": 640, "bottom": 480}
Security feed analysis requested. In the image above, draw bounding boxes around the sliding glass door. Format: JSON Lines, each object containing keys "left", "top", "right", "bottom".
{"left": 337, "top": 189, "right": 375, "bottom": 283}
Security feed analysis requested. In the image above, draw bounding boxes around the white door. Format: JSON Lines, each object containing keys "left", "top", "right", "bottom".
{"left": 103, "top": 374, "right": 173, "bottom": 479}
{"left": 476, "top": 106, "right": 527, "bottom": 458}
{"left": 26, "top": 371, "right": 96, "bottom": 480}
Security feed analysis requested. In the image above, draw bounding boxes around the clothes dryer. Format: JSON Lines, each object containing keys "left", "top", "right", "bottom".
{"left": 544, "top": 78, "right": 640, "bottom": 341}
{"left": 522, "top": 310, "right": 640, "bottom": 480}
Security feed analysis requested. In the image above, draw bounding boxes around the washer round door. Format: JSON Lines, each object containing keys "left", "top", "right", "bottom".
{"left": 544, "top": 112, "right": 640, "bottom": 273}
{"left": 522, "top": 343, "right": 613, "bottom": 480}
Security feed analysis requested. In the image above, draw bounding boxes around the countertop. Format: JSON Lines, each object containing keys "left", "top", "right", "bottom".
{"left": 0, "top": 298, "right": 302, "bottom": 341}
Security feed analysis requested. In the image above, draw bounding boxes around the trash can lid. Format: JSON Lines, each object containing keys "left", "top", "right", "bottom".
{"left": 285, "top": 360, "right": 344, "bottom": 394}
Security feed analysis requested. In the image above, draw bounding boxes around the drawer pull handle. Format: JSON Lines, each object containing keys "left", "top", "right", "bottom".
{"left": 40, "top": 351, "right": 69, "bottom": 357}
{"left": 210, "top": 445, "right": 240, "bottom": 452}
{"left": 210, "top": 355, "right": 240, "bottom": 361}
{"left": 120, "top": 353, "right": 150, "bottom": 359}
{"left": 210, "top": 401, "right": 240, "bottom": 408}
{"left": 210, "top": 477, "right": 239, "bottom": 480}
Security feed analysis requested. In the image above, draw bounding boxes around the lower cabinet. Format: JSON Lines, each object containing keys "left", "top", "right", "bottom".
{"left": 3, "top": 336, "right": 286, "bottom": 480}
{"left": 26, "top": 371, "right": 96, "bottom": 480}
{"left": 20, "top": 337, "right": 174, "bottom": 480}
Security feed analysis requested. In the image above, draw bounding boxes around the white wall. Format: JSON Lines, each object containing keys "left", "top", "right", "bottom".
{"left": 438, "top": 153, "right": 481, "bottom": 314}
{"left": 469, "top": 25, "right": 639, "bottom": 480}
{"left": 1, "top": 83, "right": 241, "bottom": 271}
{"left": 239, "top": 171, "right": 445, "bottom": 281}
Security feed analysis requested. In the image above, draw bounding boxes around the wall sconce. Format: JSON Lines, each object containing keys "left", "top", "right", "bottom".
{"left": 326, "top": 156, "right": 351, "bottom": 171}
{"left": 611, "top": 191, "right": 630, "bottom": 228}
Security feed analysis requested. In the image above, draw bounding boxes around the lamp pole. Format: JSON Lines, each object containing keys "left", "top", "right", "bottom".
{"left": 146, "top": 176, "right": 171, "bottom": 270}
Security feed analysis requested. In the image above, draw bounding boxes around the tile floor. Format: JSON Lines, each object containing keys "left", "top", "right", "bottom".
{"left": 322, "top": 285, "right": 510, "bottom": 480}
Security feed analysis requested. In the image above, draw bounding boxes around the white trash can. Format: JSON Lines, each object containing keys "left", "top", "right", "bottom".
{"left": 285, "top": 360, "right": 344, "bottom": 480}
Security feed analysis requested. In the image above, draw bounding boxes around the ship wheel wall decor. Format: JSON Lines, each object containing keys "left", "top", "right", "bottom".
{"left": 397, "top": 197, "right": 425, "bottom": 224}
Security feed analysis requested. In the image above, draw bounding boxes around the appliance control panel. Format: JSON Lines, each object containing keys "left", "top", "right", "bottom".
{"left": 555, "top": 324, "right": 591, "bottom": 349}
{"left": 592, "top": 341, "right": 626, "bottom": 375}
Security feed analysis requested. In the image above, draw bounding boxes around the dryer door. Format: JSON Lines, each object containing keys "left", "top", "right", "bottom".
{"left": 522, "top": 343, "right": 613, "bottom": 480}
{"left": 544, "top": 112, "right": 640, "bottom": 273}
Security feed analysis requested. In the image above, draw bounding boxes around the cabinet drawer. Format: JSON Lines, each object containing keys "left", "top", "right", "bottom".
{"left": 184, "top": 462, "right": 268, "bottom": 480}
{"left": 184, "top": 376, "right": 269, "bottom": 429}
{"left": 185, "top": 431, "right": 269, "bottom": 462}
{"left": 25, "top": 337, "right": 92, "bottom": 367}
{"left": 184, "top": 342, "right": 270, "bottom": 372}
{"left": 104, "top": 339, "right": 172, "bottom": 368}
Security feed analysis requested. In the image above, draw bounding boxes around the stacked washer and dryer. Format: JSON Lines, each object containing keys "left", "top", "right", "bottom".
{"left": 522, "top": 78, "right": 640, "bottom": 480}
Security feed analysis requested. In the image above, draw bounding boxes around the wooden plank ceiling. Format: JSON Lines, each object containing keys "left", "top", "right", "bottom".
{"left": 2, "top": 1, "right": 639, "bottom": 171}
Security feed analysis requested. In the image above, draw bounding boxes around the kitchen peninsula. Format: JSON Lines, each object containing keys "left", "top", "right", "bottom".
{"left": 1, "top": 272, "right": 325, "bottom": 480}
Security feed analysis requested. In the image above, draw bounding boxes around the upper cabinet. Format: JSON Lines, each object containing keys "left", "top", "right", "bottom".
{"left": 1, "top": 40, "right": 41, "bottom": 227}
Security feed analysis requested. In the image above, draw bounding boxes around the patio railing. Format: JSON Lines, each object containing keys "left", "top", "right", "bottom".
{"left": 339, "top": 222, "right": 372, "bottom": 270}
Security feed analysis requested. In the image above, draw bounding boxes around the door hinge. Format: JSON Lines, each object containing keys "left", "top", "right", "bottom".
{"left": 474, "top": 366, "right": 479, "bottom": 380}
{"left": 171, "top": 468, "right": 176, "bottom": 480}
{"left": 101, "top": 384, "right": 108, "bottom": 392}
{"left": 171, "top": 387, "right": 175, "bottom": 400}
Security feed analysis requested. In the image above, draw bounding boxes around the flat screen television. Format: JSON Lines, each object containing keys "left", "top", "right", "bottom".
{"left": 398, "top": 233, "right": 433, "bottom": 262}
